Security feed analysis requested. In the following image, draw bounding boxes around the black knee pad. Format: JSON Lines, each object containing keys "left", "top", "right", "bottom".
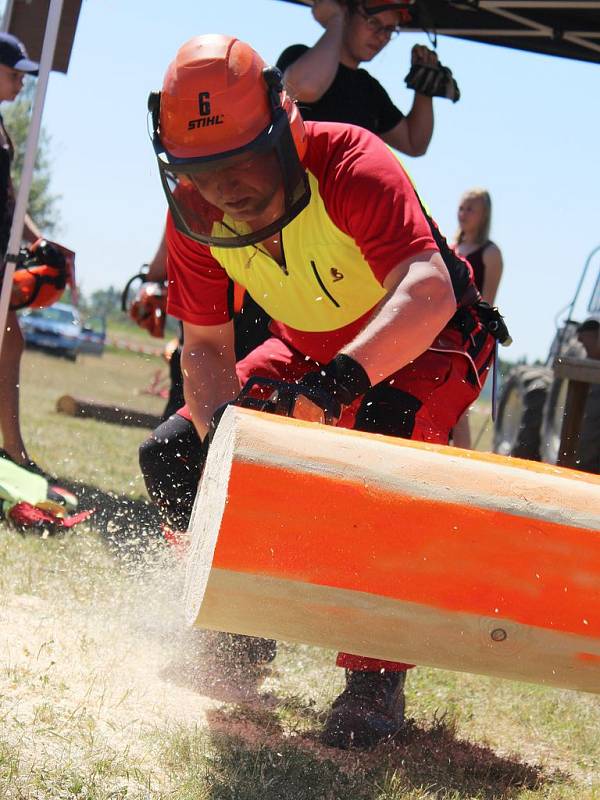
{"left": 139, "top": 414, "right": 206, "bottom": 530}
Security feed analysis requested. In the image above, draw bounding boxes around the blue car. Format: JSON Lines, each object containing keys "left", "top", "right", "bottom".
{"left": 19, "top": 302, "right": 105, "bottom": 361}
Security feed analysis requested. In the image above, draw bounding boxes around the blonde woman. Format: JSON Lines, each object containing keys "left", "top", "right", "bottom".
{"left": 454, "top": 188, "right": 503, "bottom": 305}
{"left": 453, "top": 189, "right": 504, "bottom": 448}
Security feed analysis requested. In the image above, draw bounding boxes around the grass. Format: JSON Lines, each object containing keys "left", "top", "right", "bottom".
{"left": 105, "top": 316, "right": 180, "bottom": 352}
{"left": 466, "top": 403, "right": 494, "bottom": 452}
{"left": 18, "top": 347, "right": 165, "bottom": 494}
{"left": 0, "top": 347, "right": 598, "bottom": 799}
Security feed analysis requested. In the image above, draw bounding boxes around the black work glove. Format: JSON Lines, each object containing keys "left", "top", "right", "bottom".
{"left": 405, "top": 62, "right": 460, "bottom": 102}
{"left": 297, "top": 354, "right": 371, "bottom": 425}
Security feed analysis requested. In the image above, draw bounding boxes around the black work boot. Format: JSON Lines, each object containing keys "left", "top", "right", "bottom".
{"left": 321, "top": 669, "right": 406, "bottom": 749}
{"left": 215, "top": 633, "right": 277, "bottom": 666}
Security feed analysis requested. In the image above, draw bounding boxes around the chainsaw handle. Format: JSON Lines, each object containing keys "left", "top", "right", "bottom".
{"left": 120, "top": 268, "right": 149, "bottom": 312}
{"left": 236, "top": 376, "right": 297, "bottom": 415}
{"left": 238, "top": 376, "right": 339, "bottom": 423}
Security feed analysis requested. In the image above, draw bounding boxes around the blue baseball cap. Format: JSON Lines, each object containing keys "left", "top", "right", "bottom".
{"left": 0, "top": 32, "right": 39, "bottom": 74}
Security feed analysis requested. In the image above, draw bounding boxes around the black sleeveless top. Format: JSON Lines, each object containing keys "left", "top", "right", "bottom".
{"left": 464, "top": 241, "right": 494, "bottom": 294}
{"left": 0, "top": 113, "right": 15, "bottom": 259}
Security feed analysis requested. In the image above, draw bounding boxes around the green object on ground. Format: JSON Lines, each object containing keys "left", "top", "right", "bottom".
{"left": 0, "top": 457, "right": 49, "bottom": 511}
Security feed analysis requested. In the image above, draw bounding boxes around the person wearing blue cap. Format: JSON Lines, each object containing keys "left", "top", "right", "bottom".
{"left": 0, "top": 31, "right": 59, "bottom": 474}
{"left": 0, "top": 31, "right": 40, "bottom": 77}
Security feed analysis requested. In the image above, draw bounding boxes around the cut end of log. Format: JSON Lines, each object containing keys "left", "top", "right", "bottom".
{"left": 55, "top": 394, "right": 162, "bottom": 429}
{"left": 56, "top": 394, "right": 79, "bottom": 416}
{"left": 183, "top": 405, "right": 238, "bottom": 627}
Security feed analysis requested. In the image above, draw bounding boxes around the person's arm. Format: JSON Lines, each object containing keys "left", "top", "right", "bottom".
{"left": 291, "top": 126, "right": 454, "bottom": 422}
{"left": 293, "top": 249, "right": 457, "bottom": 424}
{"left": 281, "top": 1, "right": 347, "bottom": 102}
{"left": 480, "top": 243, "right": 503, "bottom": 305}
{"left": 146, "top": 228, "right": 168, "bottom": 282}
{"left": 164, "top": 211, "right": 238, "bottom": 437}
{"left": 380, "top": 95, "right": 433, "bottom": 157}
{"left": 341, "top": 250, "right": 456, "bottom": 384}
{"left": 180, "top": 319, "right": 240, "bottom": 440}
{"left": 380, "top": 45, "right": 438, "bottom": 157}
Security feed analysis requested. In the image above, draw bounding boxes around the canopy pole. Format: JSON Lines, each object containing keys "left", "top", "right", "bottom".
{"left": 0, "top": 0, "right": 64, "bottom": 354}
{"left": 1, "top": 0, "right": 15, "bottom": 32}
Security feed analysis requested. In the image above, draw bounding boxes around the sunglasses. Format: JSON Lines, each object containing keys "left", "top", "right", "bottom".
{"left": 357, "top": 10, "right": 402, "bottom": 39}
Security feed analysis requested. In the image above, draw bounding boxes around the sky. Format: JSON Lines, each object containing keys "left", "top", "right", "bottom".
{"left": 3, "top": 0, "right": 600, "bottom": 362}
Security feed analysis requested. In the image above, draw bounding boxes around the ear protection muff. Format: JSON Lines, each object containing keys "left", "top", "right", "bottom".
{"left": 148, "top": 90, "right": 161, "bottom": 137}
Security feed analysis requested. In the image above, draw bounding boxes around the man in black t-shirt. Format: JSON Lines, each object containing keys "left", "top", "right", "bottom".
{"left": 277, "top": 0, "right": 444, "bottom": 157}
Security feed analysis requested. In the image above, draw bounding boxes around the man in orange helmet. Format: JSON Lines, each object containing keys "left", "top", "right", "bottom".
{"left": 139, "top": 34, "right": 507, "bottom": 749}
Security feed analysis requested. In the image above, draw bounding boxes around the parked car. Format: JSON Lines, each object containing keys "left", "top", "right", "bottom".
{"left": 77, "top": 315, "right": 107, "bottom": 356}
{"left": 19, "top": 302, "right": 106, "bottom": 361}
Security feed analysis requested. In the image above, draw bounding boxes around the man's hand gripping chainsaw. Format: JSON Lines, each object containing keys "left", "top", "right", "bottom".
{"left": 209, "top": 354, "right": 372, "bottom": 437}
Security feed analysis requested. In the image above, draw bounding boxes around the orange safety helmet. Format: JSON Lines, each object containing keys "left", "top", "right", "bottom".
{"left": 149, "top": 34, "right": 310, "bottom": 249}
{"left": 10, "top": 239, "right": 72, "bottom": 311}
{"left": 360, "top": 0, "right": 414, "bottom": 23}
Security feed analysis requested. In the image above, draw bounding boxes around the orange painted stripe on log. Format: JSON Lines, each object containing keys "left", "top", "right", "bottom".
{"left": 578, "top": 652, "right": 600, "bottom": 664}
{"left": 214, "top": 460, "right": 600, "bottom": 640}
{"left": 228, "top": 417, "right": 599, "bottom": 530}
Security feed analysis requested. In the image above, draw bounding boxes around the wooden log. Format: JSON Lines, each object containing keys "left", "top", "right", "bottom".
{"left": 184, "top": 406, "right": 600, "bottom": 694}
{"left": 56, "top": 394, "right": 161, "bottom": 429}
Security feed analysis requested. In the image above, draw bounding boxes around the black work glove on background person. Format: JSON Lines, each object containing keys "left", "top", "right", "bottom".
{"left": 405, "top": 61, "right": 460, "bottom": 102}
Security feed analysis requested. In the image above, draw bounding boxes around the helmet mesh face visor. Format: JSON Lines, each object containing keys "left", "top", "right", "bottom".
{"left": 156, "top": 112, "right": 309, "bottom": 248}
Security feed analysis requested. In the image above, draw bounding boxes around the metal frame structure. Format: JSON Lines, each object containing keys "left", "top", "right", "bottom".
{"left": 277, "top": 1, "right": 600, "bottom": 63}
